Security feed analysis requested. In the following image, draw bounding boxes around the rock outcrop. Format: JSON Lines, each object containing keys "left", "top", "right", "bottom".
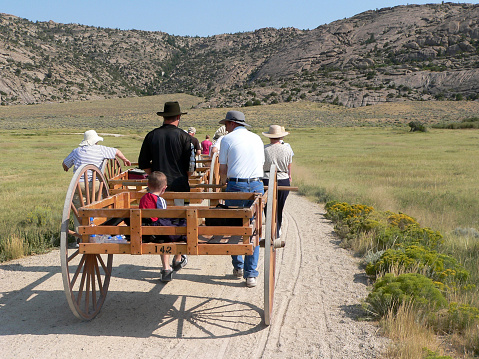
{"left": 1, "top": 3, "right": 479, "bottom": 108}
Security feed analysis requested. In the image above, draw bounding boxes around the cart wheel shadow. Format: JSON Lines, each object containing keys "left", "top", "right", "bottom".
{"left": 0, "top": 262, "right": 265, "bottom": 339}
{"left": 114, "top": 263, "right": 249, "bottom": 287}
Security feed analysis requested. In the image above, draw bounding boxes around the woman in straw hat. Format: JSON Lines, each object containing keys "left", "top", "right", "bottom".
{"left": 262, "top": 125, "right": 293, "bottom": 237}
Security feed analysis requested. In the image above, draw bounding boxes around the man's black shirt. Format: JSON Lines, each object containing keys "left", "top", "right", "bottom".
{"left": 138, "top": 124, "right": 192, "bottom": 192}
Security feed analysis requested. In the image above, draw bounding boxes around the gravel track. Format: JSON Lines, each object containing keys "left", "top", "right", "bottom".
{"left": 0, "top": 193, "right": 388, "bottom": 358}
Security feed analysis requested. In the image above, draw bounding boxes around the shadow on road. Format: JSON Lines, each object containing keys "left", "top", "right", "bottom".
{"left": 0, "top": 262, "right": 265, "bottom": 339}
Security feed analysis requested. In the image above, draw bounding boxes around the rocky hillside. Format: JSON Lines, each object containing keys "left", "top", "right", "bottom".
{"left": 1, "top": 2, "right": 479, "bottom": 108}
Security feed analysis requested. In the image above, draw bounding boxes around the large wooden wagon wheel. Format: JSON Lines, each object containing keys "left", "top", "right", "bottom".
{"left": 208, "top": 152, "right": 221, "bottom": 192}
{"left": 264, "top": 164, "right": 278, "bottom": 326}
{"left": 101, "top": 158, "right": 122, "bottom": 183}
{"left": 60, "top": 164, "right": 113, "bottom": 320}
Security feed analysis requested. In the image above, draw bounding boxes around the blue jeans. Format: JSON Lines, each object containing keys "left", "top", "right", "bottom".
{"left": 225, "top": 180, "right": 264, "bottom": 279}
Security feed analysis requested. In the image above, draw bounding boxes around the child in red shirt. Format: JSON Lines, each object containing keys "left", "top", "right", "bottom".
{"left": 139, "top": 171, "right": 187, "bottom": 282}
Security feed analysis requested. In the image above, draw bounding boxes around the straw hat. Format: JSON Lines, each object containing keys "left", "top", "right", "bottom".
{"left": 262, "top": 125, "right": 289, "bottom": 138}
{"left": 79, "top": 130, "right": 103, "bottom": 146}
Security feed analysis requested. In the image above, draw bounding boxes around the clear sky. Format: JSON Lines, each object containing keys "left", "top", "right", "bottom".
{"left": 2, "top": 1, "right": 478, "bottom": 37}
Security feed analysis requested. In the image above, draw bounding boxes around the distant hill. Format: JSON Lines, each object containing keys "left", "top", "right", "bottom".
{"left": 1, "top": 2, "right": 479, "bottom": 108}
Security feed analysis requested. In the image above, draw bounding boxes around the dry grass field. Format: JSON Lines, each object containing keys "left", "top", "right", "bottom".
{"left": 1, "top": 95, "right": 479, "bottom": 357}
{"left": 2, "top": 94, "right": 479, "bottom": 132}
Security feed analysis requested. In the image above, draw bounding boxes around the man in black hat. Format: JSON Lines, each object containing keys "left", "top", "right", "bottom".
{"left": 218, "top": 110, "right": 265, "bottom": 288}
{"left": 138, "top": 102, "right": 194, "bottom": 279}
{"left": 138, "top": 101, "right": 194, "bottom": 193}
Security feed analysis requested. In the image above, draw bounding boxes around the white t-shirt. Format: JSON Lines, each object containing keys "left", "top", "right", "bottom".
{"left": 219, "top": 126, "right": 264, "bottom": 179}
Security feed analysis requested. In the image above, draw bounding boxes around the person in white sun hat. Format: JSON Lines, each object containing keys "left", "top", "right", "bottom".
{"left": 62, "top": 129, "right": 131, "bottom": 176}
{"left": 262, "top": 125, "right": 293, "bottom": 237}
{"left": 62, "top": 130, "right": 131, "bottom": 244}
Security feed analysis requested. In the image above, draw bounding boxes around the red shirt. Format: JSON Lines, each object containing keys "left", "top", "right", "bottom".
{"left": 139, "top": 192, "right": 167, "bottom": 222}
{"left": 201, "top": 140, "right": 213, "bottom": 155}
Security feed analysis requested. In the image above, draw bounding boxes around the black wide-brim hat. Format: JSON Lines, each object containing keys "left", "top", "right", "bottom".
{"left": 156, "top": 101, "right": 188, "bottom": 117}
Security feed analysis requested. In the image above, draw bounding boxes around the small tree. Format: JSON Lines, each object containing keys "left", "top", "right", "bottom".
{"left": 408, "top": 121, "right": 427, "bottom": 132}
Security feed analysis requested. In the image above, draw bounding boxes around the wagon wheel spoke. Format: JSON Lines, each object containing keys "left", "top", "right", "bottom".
{"left": 96, "top": 181, "right": 105, "bottom": 202}
{"left": 60, "top": 164, "right": 113, "bottom": 320}
{"left": 77, "top": 261, "right": 88, "bottom": 304}
{"left": 91, "top": 259, "right": 98, "bottom": 310}
{"left": 84, "top": 259, "right": 91, "bottom": 313}
{"left": 96, "top": 254, "right": 111, "bottom": 277}
{"left": 76, "top": 182, "right": 85, "bottom": 208}
{"left": 102, "top": 158, "right": 122, "bottom": 184}
{"left": 71, "top": 254, "right": 86, "bottom": 288}
{"left": 67, "top": 249, "right": 80, "bottom": 263}
{"left": 94, "top": 258, "right": 105, "bottom": 297}
{"left": 84, "top": 175, "right": 91, "bottom": 204}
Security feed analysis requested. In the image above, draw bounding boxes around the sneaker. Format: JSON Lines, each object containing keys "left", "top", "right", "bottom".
{"left": 172, "top": 255, "right": 188, "bottom": 271}
{"left": 160, "top": 268, "right": 173, "bottom": 282}
{"left": 246, "top": 277, "right": 257, "bottom": 288}
{"left": 233, "top": 268, "right": 244, "bottom": 278}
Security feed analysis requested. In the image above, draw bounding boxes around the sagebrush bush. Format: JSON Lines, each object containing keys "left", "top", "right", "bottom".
{"left": 430, "top": 302, "right": 479, "bottom": 334}
{"left": 325, "top": 201, "right": 374, "bottom": 222}
{"left": 0, "top": 206, "right": 59, "bottom": 261}
{"left": 325, "top": 202, "right": 443, "bottom": 252}
{"left": 366, "top": 273, "right": 447, "bottom": 317}
{"left": 386, "top": 212, "right": 418, "bottom": 230}
{"left": 423, "top": 349, "right": 453, "bottom": 359}
{"left": 365, "top": 245, "right": 470, "bottom": 287}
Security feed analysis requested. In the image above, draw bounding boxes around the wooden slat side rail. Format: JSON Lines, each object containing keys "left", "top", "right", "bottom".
{"left": 108, "top": 179, "right": 147, "bottom": 186}
{"left": 198, "top": 244, "right": 253, "bottom": 255}
{"left": 110, "top": 188, "right": 148, "bottom": 195}
{"left": 79, "top": 209, "right": 131, "bottom": 218}
{"left": 187, "top": 208, "right": 199, "bottom": 255}
{"left": 79, "top": 243, "right": 253, "bottom": 255}
{"left": 143, "top": 243, "right": 187, "bottom": 255}
{"left": 199, "top": 226, "right": 254, "bottom": 236}
{"left": 130, "top": 209, "right": 142, "bottom": 255}
{"left": 162, "top": 192, "right": 257, "bottom": 200}
{"left": 80, "top": 243, "right": 132, "bottom": 254}
{"left": 140, "top": 209, "right": 188, "bottom": 218}
{"left": 79, "top": 226, "right": 130, "bottom": 236}
{"left": 125, "top": 191, "right": 258, "bottom": 201}
{"left": 81, "top": 215, "right": 89, "bottom": 245}
{"left": 77, "top": 190, "right": 262, "bottom": 256}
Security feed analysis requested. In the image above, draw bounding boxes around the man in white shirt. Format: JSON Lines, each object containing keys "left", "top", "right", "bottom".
{"left": 218, "top": 111, "right": 265, "bottom": 288}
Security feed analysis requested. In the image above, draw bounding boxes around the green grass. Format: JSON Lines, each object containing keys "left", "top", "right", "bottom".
{"left": 289, "top": 127, "right": 479, "bottom": 233}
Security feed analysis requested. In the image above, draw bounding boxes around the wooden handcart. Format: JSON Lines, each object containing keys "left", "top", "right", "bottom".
{"left": 60, "top": 159, "right": 282, "bottom": 325}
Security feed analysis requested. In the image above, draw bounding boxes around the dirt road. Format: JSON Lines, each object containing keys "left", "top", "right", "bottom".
{"left": 0, "top": 193, "right": 388, "bottom": 358}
